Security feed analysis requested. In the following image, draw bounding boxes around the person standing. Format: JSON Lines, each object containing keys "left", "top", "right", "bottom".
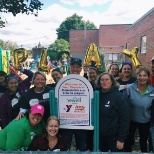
{"left": 97, "top": 72, "right": 130, "bottom": 152}
{"left": 0, "top": 69, "right": 33, "bottom": 128}
{"left": 117, "top": 62, "right": 136, "bottom": 93}
{"left": 16, "top": 71, "right": 53, "bottom": 123}
{"left": 148, "top": 56, "right": 154, "bottom": 152}
{"left": 61, "top": 57, "right": 87, "bottom": 151}
{"left": 47, "top": 68, "right": 63, "bottom": 89}
{"left": 108, "top": 63, "right": 119, "bottom": 78}
{"left": 124, "top": 66, "right": 154, "bottom": 152}
{"left": 150, "top": 56, "right": 154, "bottom": 87}
{"left": 86, "top": 66, "right": 99, "bottom": 151}
{"left": 0, "top": 71, "right": 7, "bottom": 98}
{"left": 87, "top": 66, "right": 99, "bottom": 90}
{"left": 150, "top": 98, "right": 154, "bottom": 152}
{"left": 0, "top": 71, "right": 8, "bottom": 128}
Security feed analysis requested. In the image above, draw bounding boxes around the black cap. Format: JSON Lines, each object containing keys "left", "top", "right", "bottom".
{"left": 70, "top": 58, "right": 82, "bottom": 66}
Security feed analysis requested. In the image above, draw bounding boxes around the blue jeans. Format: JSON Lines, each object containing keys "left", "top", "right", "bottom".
{"left": 60, "top": 129, "right": 86, "bottom": 151}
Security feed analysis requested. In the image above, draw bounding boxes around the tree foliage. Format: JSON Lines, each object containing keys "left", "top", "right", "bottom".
{"left": 0, "top": 0, "right": 43, "bottom": 27}
{"left": 48, "top": 39, "right": 70, "bottom": 61}
{"left": 0, "top": 39, "right": 19, "bottom": 55}
{"left": 47, "top": 49, "right": 57, "bottom": 61}
{"left": 56, "top": 13, "right": 97, "bottom": 42}
{"left": 57, "top": 51, "right": 70, "bottom": 61}
{"left": 0, "top": 39, "right": 5, "bottom": 48}
{"left": 85, "top": 20, "right": 97, "bottom": 29}
{"left": 0, "top": 17, "right": 5, "bottom": 28}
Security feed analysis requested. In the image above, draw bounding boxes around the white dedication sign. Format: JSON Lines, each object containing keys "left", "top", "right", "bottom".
{"left": 55, "top": 74, "right": 93, "bottom": 130}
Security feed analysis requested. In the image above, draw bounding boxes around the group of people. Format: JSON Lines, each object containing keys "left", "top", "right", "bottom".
{"left": 0, "top": 56, "right": 154, "bottom": 152}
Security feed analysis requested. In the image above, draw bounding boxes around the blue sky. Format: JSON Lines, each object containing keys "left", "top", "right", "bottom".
{"left": 41, "top": 0, "right": 111, "bottom": 12}
{"left": 0, "top": 0, "right": 154, "bottom": 49}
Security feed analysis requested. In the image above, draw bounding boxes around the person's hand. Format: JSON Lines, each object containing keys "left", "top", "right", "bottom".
{"left": 15, "top": 113, "right": 25, "bottom": 120}
{"left": 19, "top": 63, "right": 24, "bottom": 72}
{"left": 115, "top": 76, "right": 121, "bottom": 80}
{"left": 115, "top": 73, "right": 124, "bottom": 80}
{"left": 124, "top": 84, "right": 127, "bottom": 90}
{"left": 116, "top": 140, "right": 124, "bottom": 150}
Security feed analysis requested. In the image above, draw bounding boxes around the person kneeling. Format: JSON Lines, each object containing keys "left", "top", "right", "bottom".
{"left": 28, "top": 116, "right": 68, "bottom": 151}
{"left": 0, "top": 104, "right": 45, "bottom": 151}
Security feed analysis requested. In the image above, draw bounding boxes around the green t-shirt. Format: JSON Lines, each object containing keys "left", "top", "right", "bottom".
{"left": 139, "top": 87, "right": 148, "bottom": 96}
{"left": 0, "top": 117, "right": 45, "bottom": 151}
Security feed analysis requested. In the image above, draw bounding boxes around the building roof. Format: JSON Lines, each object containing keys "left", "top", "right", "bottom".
{"left": 127, "top": 7, "right": 154, "bottom": 30}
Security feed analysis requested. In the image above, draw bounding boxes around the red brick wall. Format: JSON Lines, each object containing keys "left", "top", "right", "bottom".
{"left": 126, "top": 9, "right": 154, "bottom": 69}
{"left": 99, "top": 24, "right": 131, "bottom": 47}
{"left": 69, "top": 30, "right": 99, "bottom": 53}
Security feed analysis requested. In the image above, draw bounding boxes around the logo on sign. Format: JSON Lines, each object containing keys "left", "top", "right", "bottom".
{"left": 66, "top": 105, "right": 72, "bottom": 112}
{"left": 67, "top": 97, "right": 81, "bottom": 103}
{"left": 74, "top": 105, "right": 85, "bottom": 112}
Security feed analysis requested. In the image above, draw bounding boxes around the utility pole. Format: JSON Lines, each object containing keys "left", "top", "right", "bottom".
{"left": 83, "top": 21, "right": 86, "bottom": 51}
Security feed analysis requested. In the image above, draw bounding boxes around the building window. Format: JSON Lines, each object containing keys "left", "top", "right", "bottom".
{"left": 140, "top": 36, "right": 146, "bottom": 53}
{"left": 126, "top": 42, "right": 129, "bottom": 49}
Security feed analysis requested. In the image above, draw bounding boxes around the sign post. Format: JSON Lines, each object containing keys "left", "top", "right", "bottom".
{"left": 49, "top": 74, "right": 99, "bottom": 151}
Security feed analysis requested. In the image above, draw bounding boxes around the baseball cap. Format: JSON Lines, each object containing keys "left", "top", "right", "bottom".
{"left": 70, "top": 58, "right": 82, "bottom": 66}
{"left": 30, "top": 104, "right": 44, "bottom": 116}
{"left": 151, "top": 56, "right": 154, "bottom": 62}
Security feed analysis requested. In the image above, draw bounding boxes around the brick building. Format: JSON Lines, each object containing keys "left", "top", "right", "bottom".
{"left": 126, "top": 7, "right": 154, "bottom": 69}
{"left": 69, "top": 29, "right": 99, "bottom": 59}
{"left": 69, "top": 7, "right": 154, "bottom": 70}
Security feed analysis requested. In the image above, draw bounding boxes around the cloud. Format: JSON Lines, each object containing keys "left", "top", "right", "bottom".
{"left": 0, "top": 0, "right": 154, "bottom": 49}
{"left": 61, "top": 0, "right": 111, "bottom": 7}
{"left": 77, "top": 0, "right": 154, "bottom": 26}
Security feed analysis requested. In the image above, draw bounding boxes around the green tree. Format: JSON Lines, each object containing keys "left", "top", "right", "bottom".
{"left": 47, "top": 49, "right": 57, "bottom": 61}
{"left": 57, "top": 51, "right": 70, "bottom": 61}
{"left": 48, "top": 39, "right": 70, "bottom": 61}
{"left": 0, "top": 39, "right": 19, "bottom": 55}
{"left": 49, "top": 39, "right": 70, "bottom": 52}
{"left": 0, "top": 39, "right": 5, "bottom": 48}
{"left": 56, "top": 13, "right": 97, "bottom": 42}
{"left": 85, "top": 20, "right": 97, "bottom": 29}
{"left": 0, "top": 18, "right": 5, "bottom": 28}
{"left": 0, "top": 0, "right": 43, "bottom": 28}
